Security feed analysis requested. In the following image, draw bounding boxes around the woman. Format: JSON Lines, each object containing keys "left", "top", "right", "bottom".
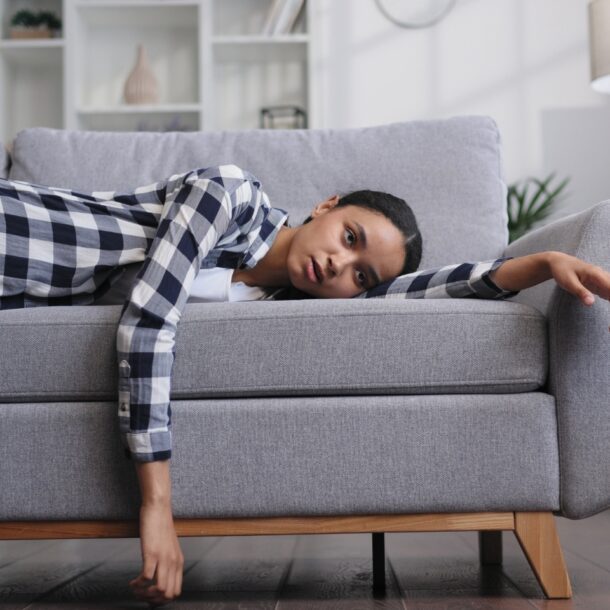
{"left": 1, "top": 164, "right": 609, "bottom": 605}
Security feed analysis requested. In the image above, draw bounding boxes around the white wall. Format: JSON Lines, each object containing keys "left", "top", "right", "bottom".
{"left": 313, "top": 0, "right": 610, "bottom": 224}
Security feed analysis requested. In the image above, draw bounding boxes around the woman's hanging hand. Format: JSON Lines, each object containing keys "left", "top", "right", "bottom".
{"left": 548, "top": 252, "right": 610, "bottom": 307}
{"left": 129, "top": 501, "right": 184, "bottom": 606}
{"left": 129, "top": 460, "right": 185, "bottom": 606}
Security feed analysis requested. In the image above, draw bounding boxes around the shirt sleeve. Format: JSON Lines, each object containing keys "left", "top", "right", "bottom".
{"left": 352, "top": 256, "right": 521, "bottom": 300}
{"left": 116, "top": 164, "right": 266, "bottom": 462}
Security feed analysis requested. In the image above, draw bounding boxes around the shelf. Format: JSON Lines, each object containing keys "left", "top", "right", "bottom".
{"left": 77, "top": 104, "right": 201, "bottom": 114}
{"left": 79, "top": 111, "right": 199, "bottom": 132}
{"left": 0, "top": 39, "right": 64, "bottom": 48}
{"left": 74, "top": 0, "right": 200, "bottom": 10}
{"left": 0, "top": 40, "right": 63, "bottom": 66}
{"left": 212, "top": 35, "right": 309, "bottom": 44}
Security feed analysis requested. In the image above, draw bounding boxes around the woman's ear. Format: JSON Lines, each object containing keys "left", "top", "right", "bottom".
{"left": 311, "top": 195, "right": 340, "bottom": 218}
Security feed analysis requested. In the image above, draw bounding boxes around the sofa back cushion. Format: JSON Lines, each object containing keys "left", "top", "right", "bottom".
{"left": 8, "top": 116, "right": 509, "bottom": 267}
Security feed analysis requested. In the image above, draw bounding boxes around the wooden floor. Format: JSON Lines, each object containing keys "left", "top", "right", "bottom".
{"left": 0, "top": 509, "right": 608, "bottom": 609}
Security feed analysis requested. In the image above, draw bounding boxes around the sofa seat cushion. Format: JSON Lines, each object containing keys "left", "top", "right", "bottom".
{"left": 0, "top": 299, "right": 547, "bottom": 403}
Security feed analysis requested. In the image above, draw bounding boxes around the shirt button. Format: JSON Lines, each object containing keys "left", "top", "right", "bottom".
{"left": 120, "top": 402, "right": 128, "bottom": 412}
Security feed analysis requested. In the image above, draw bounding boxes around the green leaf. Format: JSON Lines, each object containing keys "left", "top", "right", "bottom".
{"left": 506, "top": 172, "right": 570, "bottom": 242}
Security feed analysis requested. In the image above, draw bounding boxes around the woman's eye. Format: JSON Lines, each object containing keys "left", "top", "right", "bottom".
{"left": 345, "top": 228, "right": 366, "bottom": 287}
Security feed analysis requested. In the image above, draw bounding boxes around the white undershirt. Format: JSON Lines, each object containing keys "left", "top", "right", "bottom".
{"left": 187, "top": 267, "right": 270, "bottom": 303}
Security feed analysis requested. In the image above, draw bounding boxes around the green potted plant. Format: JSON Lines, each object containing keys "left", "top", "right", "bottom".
{"left": 9, "top": 9, "right": 62, "bottom": 39}
{"left": 507, "top": 172, "right": 570, "bottom": 243}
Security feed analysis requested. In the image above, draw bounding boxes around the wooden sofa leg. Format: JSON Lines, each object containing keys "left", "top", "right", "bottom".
{"left": 513, "top": 512, "right": 572, "bottom": 599}
{"left": 478, "top": 530, "right": 502, "bottom": 565}
{"left": 372, "top": 532, "right": 386, "bottom": 593}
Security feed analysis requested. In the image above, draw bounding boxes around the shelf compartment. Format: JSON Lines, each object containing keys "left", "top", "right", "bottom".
{"left": 212, "top": 40, "right": 308, "bottom": 130}
{"left": 0, "top": 49, "right": 63, "bottom": 142}
{"left": 1, "top": 0, "right": 64, "bottom": 40}
{"left": 74, "top": 3, "right": 199, "bottom": 108}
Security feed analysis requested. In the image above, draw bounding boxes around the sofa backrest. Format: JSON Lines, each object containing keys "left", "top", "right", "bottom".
{"left": 7, "top": 116, "right": 509, "bottom": 268}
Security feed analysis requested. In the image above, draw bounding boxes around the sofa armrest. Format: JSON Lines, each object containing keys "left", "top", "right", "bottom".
{"left": 1, "top": 142, "right": 10, "bottom": 179}
{"left": 503, "top": 200, "right": 610, "bottom": 519}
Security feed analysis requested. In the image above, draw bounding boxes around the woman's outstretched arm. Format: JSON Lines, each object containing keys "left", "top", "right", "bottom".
{"left": 353, "top": 252, "right": 610, "bottom": 309}
{"left": 489, "top": 251, "right": 610, "bottom": 309}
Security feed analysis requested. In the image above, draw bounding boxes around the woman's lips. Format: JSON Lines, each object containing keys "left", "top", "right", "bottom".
{"left": 307, "top": 257, "right": 319, "bottom": 283}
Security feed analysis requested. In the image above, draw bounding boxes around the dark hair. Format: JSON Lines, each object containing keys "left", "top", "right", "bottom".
{"left": 271, "top": 189, "right": 423, "bottom": 300}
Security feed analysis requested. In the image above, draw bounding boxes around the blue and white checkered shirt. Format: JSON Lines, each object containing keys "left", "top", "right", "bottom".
{"left": 0, "top": 164, "right": 519, "bottom": 462}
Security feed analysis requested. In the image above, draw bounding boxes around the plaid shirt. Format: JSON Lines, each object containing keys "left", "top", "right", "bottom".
{"left": 0, "top": 165, "right": 519, "bottom": 463}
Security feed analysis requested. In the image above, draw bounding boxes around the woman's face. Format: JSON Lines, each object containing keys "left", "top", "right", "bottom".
{"left": 286, "top": 198, "right": 407, "bottom": 298}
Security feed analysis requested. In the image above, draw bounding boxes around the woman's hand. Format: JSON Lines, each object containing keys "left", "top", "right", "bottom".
{"left": 490, "top": 251, "right": 610, "bottom": 304}
{"left": 549, "top": 252, "right": 610, "bottom": 307}
{"left": 129, "top": 501, "right": 185, "bottom": 606}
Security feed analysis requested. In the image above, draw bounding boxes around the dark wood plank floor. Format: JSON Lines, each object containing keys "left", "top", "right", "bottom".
{"left": 0, "top": 509, "right": 608, "bottom": 609}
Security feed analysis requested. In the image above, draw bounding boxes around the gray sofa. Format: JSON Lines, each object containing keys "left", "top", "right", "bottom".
{"left": 1, "top": 116, "right": 609, "bottom": 600}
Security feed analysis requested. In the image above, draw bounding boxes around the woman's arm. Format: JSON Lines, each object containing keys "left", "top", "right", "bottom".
{"left": 354, "top": 251, "right": 610, "bottom": 307}
{"left": 489, "top": 251, "right": 610, "bottom": 308}
{"left": 115, "top": 164, "right": 272, "bottom": 605}
{"left": 116, "top": 164, "right": 268, "bottom": 463}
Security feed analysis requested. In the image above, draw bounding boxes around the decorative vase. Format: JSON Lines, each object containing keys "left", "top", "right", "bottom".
{"left": 123, "top": 43, "right": 159, "bottom": 105}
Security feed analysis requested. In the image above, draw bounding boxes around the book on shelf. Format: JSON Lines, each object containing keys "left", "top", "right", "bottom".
{"left": 261, "top": 0, "right": 306, "bottom": 36}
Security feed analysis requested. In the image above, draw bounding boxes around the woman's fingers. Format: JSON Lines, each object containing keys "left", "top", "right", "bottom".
{"left": 130, "top": 561, "right": 180, "bottom": 604}
{"left": 588, "top": 267, "right": 610, "bottom": 300}
{"left": 130, "top": 567, "right": 165, "bottom": 603}
{"left": 560, "top": 261, "right": 610, "bottom": 305}
{"left": 161, "top": 567, "right": 174, "bottom": 603}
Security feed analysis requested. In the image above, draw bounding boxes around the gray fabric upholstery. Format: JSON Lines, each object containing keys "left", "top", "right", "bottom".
{"left": 0, "top": 394, "right": 559, "bottom": 521}
{"left": 8, "top": 116, "right": 509, "bottom": 269}
{"left": 2, "top": 117, "right": 605, "bottom": 524}
{"left": 504, "top": 200, "right": 610, "bottom": 519}
{"left": 0, "top": 299, "right": 547, "bottom": 403}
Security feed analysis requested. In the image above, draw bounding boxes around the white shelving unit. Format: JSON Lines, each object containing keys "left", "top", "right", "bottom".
{"left": 0, "top": 0, "right": 319, "bottom": 144}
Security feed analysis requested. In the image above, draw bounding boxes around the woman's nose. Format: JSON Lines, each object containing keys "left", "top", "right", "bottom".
{"left": 329, "top": 252, "right": 357, "bottom": 277}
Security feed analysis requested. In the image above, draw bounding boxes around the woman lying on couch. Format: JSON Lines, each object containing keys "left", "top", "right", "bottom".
{"left": 1, "top": 164, "right": 609, "bottom": 606}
